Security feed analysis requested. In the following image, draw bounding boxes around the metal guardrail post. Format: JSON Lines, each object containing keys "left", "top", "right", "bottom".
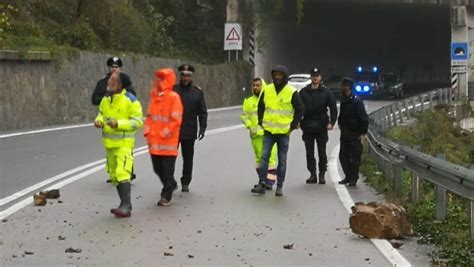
{"left": 429, "top": 92, "right": 434, "bottom": 110}
{"left": 384, "top": 106, "right": 391, "bottom": 129}
{"left": 410, "top": 96, "right": 417, "bottom": 114}
{"left": 470, "top": 165, "right": 474, "bottom": 238}
{"left": 419, "top": 95, "right": 424, "bottom": 111}
{"left": 437, "top": 89, "right": 443, "bottom": 104}
{"left": 435, "top": 154, "right": 447, "bottom": 221}
{"left": 403, "top": 99, "right": 410, "bottom": 119}
{"left": 396, "top": 102, "right": 403, "bottom": 123}
{"left": 448, "top": 88, "right": 453, "bottom": 103}
{"left": 394, "top": 166, "right": 403, "bottom": 195}
{"left": 391, "top": 104, "right": 398, "bottom": 126}
{"left": 411, "top": 173, "right": 420, "bottom": 204}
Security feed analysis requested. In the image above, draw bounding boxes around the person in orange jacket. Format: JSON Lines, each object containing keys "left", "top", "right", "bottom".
{"left": 144, "top": 68, "right": 183, "bottom": 206}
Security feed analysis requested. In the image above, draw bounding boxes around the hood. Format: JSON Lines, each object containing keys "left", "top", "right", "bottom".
{"left": 153, "top": 68, "right": 176, "bottom": 92}
{"left": 271, "top": 65, "right": 289, "bottom": 78}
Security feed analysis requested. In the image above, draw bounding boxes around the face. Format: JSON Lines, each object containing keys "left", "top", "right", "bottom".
{"left": 252, "top": 80, "right": 262, "bottom": 95}
{"left": 109, "top": 65, "right": 121, "bottom": 74}
{"left": 311, "top": 73, "right": 321, "bottom": 85}
{"left": 107, "top": 74, "right": 122, "bottom": 93}
{"left": 180, "top": 73, "right": 192, "bottom": 85}
{"left": 272, "top": 71, "right": 285, "bottom": 85}
{"left": 340, "top": 84, "right": 352, "bottom": 96}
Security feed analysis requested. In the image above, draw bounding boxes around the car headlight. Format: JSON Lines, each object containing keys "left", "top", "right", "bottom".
{"left": 355, "top": 85, "right": 362, "bottom": 92}
{"left": 363, "top": 85, "right": 370, "bottom": 92}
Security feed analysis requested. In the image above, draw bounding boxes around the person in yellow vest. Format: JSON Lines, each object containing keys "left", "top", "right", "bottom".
{"left": 251, "top": 65, "right": 304, "bottom": 196}
{"left": 241, "top": 78, "right": 278, "bottom": 190}
{"left": 94, "top": 72, "right": 143, "bottom": 218}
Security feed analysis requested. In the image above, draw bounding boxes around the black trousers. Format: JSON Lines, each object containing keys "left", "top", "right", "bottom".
{"left": 180, "top": 139, "right": 195, "bottom": 186}
{"left": 303, "top": 131, "right": 329, "bottom": 173}
{"left": 150, "top": 155, "right": 177, "bottom": 201}
{"left": 339, "top": 139, "right": 363, "bottom": 182}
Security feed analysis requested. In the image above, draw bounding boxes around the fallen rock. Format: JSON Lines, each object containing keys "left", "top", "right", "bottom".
{"left": 283, "top": 243, "right": 294, "bottom": 250}
{"left": 350, "top": 202, "right": 413, "bottom": 239}
{"left": 24, "top": 251, "right": 34, "bottom": 255}
{"left": 33, "top": 194, "right": 47, "bottom": 206}
{"left": 40, "top": 190, "right": 60, "bottom": 199}
{"left": 188, "top": 254, "right": 194, "bottom": 259}
{"left": 65, "top": 248, "right": 82, "bottom": 253}
{"left": 390, "top": 239, "right": 404, "bottom": 249}
{"left": 164, "top": 252, "right": 174, "bottom": 256}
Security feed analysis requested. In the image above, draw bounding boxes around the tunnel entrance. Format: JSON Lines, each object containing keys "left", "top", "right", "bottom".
{"left": 259, "top": 2, "right": 450, "bottom": 90}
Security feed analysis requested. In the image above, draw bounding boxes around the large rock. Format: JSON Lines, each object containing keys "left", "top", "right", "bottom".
{"left": 350, "top": 202, "right": 413, "bottom": 239}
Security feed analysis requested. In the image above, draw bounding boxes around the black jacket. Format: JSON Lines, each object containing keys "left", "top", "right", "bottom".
{"left": 257, "top": 83, "right": 305, "bottom": 131}
{"left": 91, "top": 72, "right": 136, "bottom": 105}
{"left": 174, "top": 82, "right": 208, "bottom": 140}
{"left": 299, "top": 84, "right": 337, "bottom": 133}
{"left": 338, "top": 94, "right": 369, "bottom": 141}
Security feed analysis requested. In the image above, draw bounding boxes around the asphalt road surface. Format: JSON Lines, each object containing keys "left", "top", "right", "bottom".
{"left": 0, "top": 101, "right": 432, "bottom": 266}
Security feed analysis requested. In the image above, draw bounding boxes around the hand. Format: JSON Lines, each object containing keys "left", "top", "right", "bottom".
{"left": 198, "top": 131, "right": 205, "bottom": 141}
{"left": 358, "top": 134, "right": 367, "bottom": 142}
{"left": 106, "top": 119, "right": 118, "bottom": 129}
{"left": 327, "top": 123, "right": 334, "bottom": 130}
{"left": 94, "top": 120, "right": 103, "bottom": 128}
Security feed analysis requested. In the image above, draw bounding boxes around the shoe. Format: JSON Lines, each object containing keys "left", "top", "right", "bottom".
{"left": 111, "top": 183, "right": 132, "bottom": 218}
{"left": 348, "top": 180, "right": 358, "bottom": 187}
{"left": 106, "top": 179, "right": 112, "bottom": 183}
{"left": 265, "top": 184, "right": 273, "bottom": 190}
{"left": 157, "top": 197, "right": 171, "bottom": 206}
{"left": 306, "top": 172, "right": 318, "bottom": 184}
{"left": 338, "top": 178, "right": 350, "bottom": 185}
{"left": 181, "top": 184, "right": 189, "bottom": 192}
{"left": 318, "top": 172, "right": 326, "bottom": 184}
{"left": 173, "top": 184, "right": 179, "bottom": 192}
{"left": 251, "top": 183, "right": 265, "bottom": 195}
{"left": 275, "top": 186, "right": 283, "bottom": 197}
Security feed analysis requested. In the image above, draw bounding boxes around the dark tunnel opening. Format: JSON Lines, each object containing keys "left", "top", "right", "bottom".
{"left": 262, "top": 2, "right": 451, "bottom": 90}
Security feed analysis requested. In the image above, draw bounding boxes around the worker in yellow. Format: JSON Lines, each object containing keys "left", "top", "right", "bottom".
{"left": 94, "top": 72, "right": 143, "bottom": 218}
{"left": 241, "top": 78, "right": 277, "bottom": 190}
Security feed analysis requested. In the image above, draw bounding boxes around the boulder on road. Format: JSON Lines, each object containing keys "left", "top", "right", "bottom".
{"left": 350, "top": 202, "right": 413, "bottom": 239}
{"left": 33, "top": 194, "right": 47, "bottom": 206}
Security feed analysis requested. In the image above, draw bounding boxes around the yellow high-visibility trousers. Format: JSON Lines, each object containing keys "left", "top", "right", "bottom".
{"left": 105, "top": 147, "right": 134, "bottom": 185}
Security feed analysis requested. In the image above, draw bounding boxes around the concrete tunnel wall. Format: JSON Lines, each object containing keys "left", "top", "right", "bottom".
{"left": 255, "top": 2, "right": 451, "bottom": 88}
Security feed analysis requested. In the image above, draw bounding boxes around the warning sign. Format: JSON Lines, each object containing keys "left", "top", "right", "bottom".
{"left": 224, "top": 23, "right": 242, "bottom": 51}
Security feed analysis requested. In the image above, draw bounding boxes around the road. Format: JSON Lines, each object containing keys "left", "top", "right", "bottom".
{"left": 0, "top": 101, "right": 431, "bottom": 266}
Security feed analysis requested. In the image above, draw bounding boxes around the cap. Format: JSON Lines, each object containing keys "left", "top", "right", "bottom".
{"left": 341, "top": 77, "right": 354, "bottom": 86}
{"left": 107, "top": 56, "right": 123, "bottom": 67}
{"left": 178, "top": 64, "right": 195, "bottom": 75}
{"left": 310, "top": 67, "right": 321, "bottom": 75}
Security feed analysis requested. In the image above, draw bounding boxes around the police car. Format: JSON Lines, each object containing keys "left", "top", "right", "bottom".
{"left": 353, "top": 66, "right": 381, "bottom": 98}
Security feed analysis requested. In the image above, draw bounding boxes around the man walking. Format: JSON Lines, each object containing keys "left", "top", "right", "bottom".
{"left": 251, "top": 65, "right": 304, "bottom": 197}
{"left": 299, "top": 67, "right": 337, "bottom": 185}
{"left": 173, "top": 64, "right": 208, "bottom": 192}
{"left": 144, "top": 68, "right": 183, "bottom": 206}
{"left": 337, "top": 78, "right": 369, "bottom": 187}
{"left": 241, "top": 78, "right": 278, "bottom": 189}
{"left": 94, "top": 72, "right": 143, "bottom": 218}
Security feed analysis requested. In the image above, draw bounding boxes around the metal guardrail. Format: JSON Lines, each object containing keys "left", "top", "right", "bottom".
{"left": 366, "top": 88, "right": 474, "bottom": 237}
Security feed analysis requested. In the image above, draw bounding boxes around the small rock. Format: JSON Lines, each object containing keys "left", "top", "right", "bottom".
{"left": 188, "top": 254, "right": 194, "bottom": 259}
{"left": 197, "top": 230, "right": 202, "bottom": 234}
{"left": 40, "top": 190, "right": 60, "bottom": 199}
{"left": 309, "top": 253, "right": 313, "bottom": 256}
{"left": 365, "top": 258, "right": 370, "bottom": 261}
{"left": 65, "top": 248, "right": 82, "bottom": 253}
{"left": 58, "top": 200, "right": 63, "bottom": 204}
{"left": 12, "top": 255, "right": 17, "bottom": 258}
{"left": 168, "top": 246, "right": 173, "bottom": 249}
{"left": 253, "top": 232, "right": 263, "bottom": 237}
{"left": 58, "top": 235, "right": 66, "bottom": 241}
{"left": 33, "top": 194, "right": 47, "bottom": 206}
{"left": 283, "top": 244, "right": 294, "bottom": 250}
{"left": 2, "top": 219, "right": 8, "bottom": 223}
{"left": 24, "top": 251, "right": 34, "bottom": 255}
{"left": 390, "top": 240, "right": 404, "bottom": 249}
{"left": 164, "top": 252, "right": 174, "bottom": 256}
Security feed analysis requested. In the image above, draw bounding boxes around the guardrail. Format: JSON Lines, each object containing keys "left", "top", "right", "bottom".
{"left": 366, "top": 88, "right": 474, "bottom": 238}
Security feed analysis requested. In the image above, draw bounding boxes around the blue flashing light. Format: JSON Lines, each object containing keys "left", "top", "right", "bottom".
{"left": 363, "top": 85, "right": 370, "bottom": 92}
{"left": 355, "top": 85, "right": 362, "bottom": 92}
{"left": 357, "top": 66, "right": 363, "bottom": 72}
{"left": 372, "top": 66, "right": 378, "bottom": 73}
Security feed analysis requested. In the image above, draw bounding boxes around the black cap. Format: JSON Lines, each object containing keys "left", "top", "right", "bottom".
{"left": 310, "top": 67, "right": 321, "bottom": 75}
{"left": 271, "top": 65, "right": 289, "bottom": 76}
{"left": 341, "top": 77, "right": 354, "bottom": 87}
{"left": 178, "top": 64, "right": 195, "bottom": 75}
{"left": 107, "top": 56, "right": 123, "bottom": 67}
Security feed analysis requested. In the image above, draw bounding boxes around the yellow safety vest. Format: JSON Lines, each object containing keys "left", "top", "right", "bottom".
{"left": 241, "top": 95, "right": 264, "bottom": 137}
{"left": 262, "top": 83, "right": 295, "bottom": 134}
{"left": 95, "top": 89, "right": 143, "bottom": 148}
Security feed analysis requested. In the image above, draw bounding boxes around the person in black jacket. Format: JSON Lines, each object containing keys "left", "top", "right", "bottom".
{"left": 337, "top": 78, "right": 369, "bottom": 187}
{"left": 173, "top": 64, "right": 208, "bottom": 192}
{"left": 91, "top": 56, "right": 136, "bottom": 106}
{"left": 91, "top": 56, "right": 137, "bottom": 183}
{"left": 299, "top": 67, "right": 337, "bottom": 185}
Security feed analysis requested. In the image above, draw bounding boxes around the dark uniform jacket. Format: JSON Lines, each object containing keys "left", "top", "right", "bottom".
{"left": 173, "top": 82, "right": 208, "bottom": 140}
{"left": 299, "top": 84, "right": 337, "bottom": 133}
{"left": 338, "top": 94, "right": 369, "bottom": 141}
{"left": 91, "top": 72, "right": 136, "bottom": 106}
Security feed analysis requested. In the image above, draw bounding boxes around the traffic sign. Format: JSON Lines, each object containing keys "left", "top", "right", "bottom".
{"left": 451, "top": 66, "right": 467, "bottom": 74}
{"left": 451, "top": 42, "right": 468, "bottom": 66}
{"left": 224, "top": 23, "right": 242, "bottom": 51}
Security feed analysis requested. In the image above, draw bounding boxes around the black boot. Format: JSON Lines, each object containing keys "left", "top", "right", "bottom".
{"left": 110, "top": 186, "right": 122, "bottom": 213}
{"left": 275, "top": 185, "right": 283, "bottom": 197}
{"left": 111, "top": 182, "right": 132, "bottom": 218}
{"left": 338, "top": 177, "right": 350, "bottom": 185}
{"left": 306, "top": 172, "right": 318, "bottom": 184}
{"left": 348, "top": 179, "right": 358, "bottom": 187}
{"left": 251, "top": 182, "right": 265, "bottom": 195}
{"left": 318, "top": 171, "right": 326, "bottom": 184}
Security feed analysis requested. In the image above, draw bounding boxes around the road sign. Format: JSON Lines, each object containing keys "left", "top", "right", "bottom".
{"left": 451, "top": 42, "right": 468, "bottom": 66}
{"left": 224, "top": 23, "right": 242, "bottom": 51}
{"left": 451, "top": 66, "right": 467, "bottom": 73}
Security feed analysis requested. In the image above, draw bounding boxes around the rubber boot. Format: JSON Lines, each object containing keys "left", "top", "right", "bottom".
{"left": 306, "top": 171, "right": 318, "bottom": 184}
{"left": 318, "top": 171, "right": 326, "bottom": 184}
{"left": 110, "top": 186, "right": 122, "bottom": 214}
{"left": 111, "top": 182, "right": 132, "bottom": 218}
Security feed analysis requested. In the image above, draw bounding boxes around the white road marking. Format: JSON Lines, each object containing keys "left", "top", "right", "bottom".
{"left": 0, "top": 124, "right": 242, "bottom": 220}
{"left": 0, "top": 106, "right": 242, "bottom": 139}
{"left": 328, "top": 144, "right": 412, "bottom": 267}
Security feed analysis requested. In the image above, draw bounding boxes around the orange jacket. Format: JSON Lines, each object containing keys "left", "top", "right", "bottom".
{"left": 144, "top": 68, "right": 183, "bottom": 156}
